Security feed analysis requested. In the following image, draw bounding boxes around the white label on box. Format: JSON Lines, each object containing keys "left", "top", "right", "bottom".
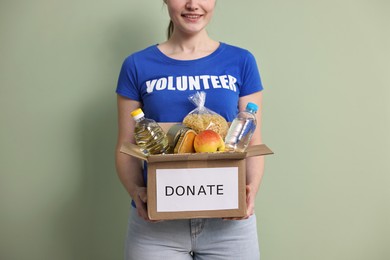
{"left": 156, "top": 167, "right": 239, "bottom": 212}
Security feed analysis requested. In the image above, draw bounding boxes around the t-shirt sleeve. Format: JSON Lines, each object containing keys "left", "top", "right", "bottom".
{"left": 239, "top": 51, "right": 264, "bottom": 97}
{"left": 116, "top": 55, "right": 141, "bottom": 101}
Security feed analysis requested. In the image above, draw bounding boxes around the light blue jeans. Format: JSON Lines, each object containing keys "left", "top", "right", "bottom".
{"left": 125, "top": 209, "right": 260, "bottom": 260}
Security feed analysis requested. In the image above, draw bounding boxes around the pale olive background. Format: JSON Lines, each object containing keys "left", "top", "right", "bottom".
{"left": 1, "top": 0, "right": 389, "bottom": 259}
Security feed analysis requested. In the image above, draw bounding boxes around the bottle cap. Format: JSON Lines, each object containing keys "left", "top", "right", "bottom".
{"left": 130, "top": 108, "right": 144, "bottom": 120}
{"left": 246, "top": 102, "right": 258, "bottom": 112}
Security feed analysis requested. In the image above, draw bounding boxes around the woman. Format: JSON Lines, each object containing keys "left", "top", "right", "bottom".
{"left": 115, "top": 0, "right": 265, "bottom": 259}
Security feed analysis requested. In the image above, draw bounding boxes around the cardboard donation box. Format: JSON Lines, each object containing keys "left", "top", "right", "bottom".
{"left": 120, "top": 123, "right": 273, "bottom": 220}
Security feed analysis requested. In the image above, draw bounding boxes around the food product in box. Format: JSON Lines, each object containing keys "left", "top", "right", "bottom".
{"left": 183, "top": 91, "right": 229, "bottom": 138}
{"left": 167, "top": 124, "right": 197, "bottom": 154}
{"left": 194, "top": 129, "right": 225, "bottom": 153}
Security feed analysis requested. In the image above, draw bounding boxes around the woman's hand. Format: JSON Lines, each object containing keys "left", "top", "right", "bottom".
{"left": 131, "top": 187, "right": 161, "bottom": 223}
{"left": 132, "top": 187, "right": 148, "bottom": 220}
{"left": 223, "top": 185, "right": 255, "bottom": 220}
{"left": 245, "top": 185, "right": 256, "bottom": 217}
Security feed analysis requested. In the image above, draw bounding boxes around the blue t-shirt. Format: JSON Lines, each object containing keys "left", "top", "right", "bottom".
{"left": 116, "top": 42, "right": 263, "bottom": 122}
{"left": 116, "top": 43, "right": 263, "bottom": 207}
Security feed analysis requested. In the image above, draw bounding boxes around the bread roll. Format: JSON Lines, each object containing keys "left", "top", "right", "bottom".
{"left": 167, "top": 124, "right": 197, "bottom": 154}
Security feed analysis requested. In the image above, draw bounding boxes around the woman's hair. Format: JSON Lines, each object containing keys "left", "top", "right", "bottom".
{"left": 163, "top": 1, "right": 174, "bottom": 39}
{"left": 167, "top": 20, "right": 174, "bottom": 39}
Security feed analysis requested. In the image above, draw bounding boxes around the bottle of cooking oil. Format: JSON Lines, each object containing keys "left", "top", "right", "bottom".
{"left": 131, "top": 108, "right": 169, "bottom": 155}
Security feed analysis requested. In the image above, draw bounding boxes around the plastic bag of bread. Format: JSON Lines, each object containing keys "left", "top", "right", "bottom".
{"left": 183, "top": 91, "right": 229, "bottom": 139}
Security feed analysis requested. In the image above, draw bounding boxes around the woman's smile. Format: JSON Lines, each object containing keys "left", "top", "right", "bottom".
{"left": 181, "top": 13, "right": 203, "bottom": 22}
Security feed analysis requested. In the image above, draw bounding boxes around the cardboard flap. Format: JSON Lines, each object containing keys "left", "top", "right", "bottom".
{"left": 147, "top": 151, "right": 247, "bottom": 163}
{"left": 148, "top": 153, "right": 204, "bottom": 163}
{"left": 120, "top": 142, "right": 148, "bottom": 161}
{"left": 245, "top": 144, "right": 274, "bottom": 157}
{"left": 120, "top": 142, "right": 273, "bottom": 163}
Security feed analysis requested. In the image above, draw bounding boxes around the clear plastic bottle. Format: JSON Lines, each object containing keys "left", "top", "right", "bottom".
{"left": 224, "top": 102, "right": 258, "bottom": 152}
{"left": 131, "top": 108, "right": 169, "bottom": 155}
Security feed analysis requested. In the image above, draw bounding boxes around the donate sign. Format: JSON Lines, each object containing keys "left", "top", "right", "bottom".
{"left": 156, "top": 167, "right": 239, "bottom": 212}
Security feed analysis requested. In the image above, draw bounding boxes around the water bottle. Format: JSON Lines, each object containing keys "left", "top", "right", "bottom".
{"left": 131, "top": 108, "right": 169, "bottom": 155}
{"left": 224, "top": 102, "right": 258, "bottom": 152}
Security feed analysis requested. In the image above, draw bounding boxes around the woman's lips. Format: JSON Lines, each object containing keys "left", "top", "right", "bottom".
{"left": 182, "top": 14, "right": 203, "bottom": 21}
